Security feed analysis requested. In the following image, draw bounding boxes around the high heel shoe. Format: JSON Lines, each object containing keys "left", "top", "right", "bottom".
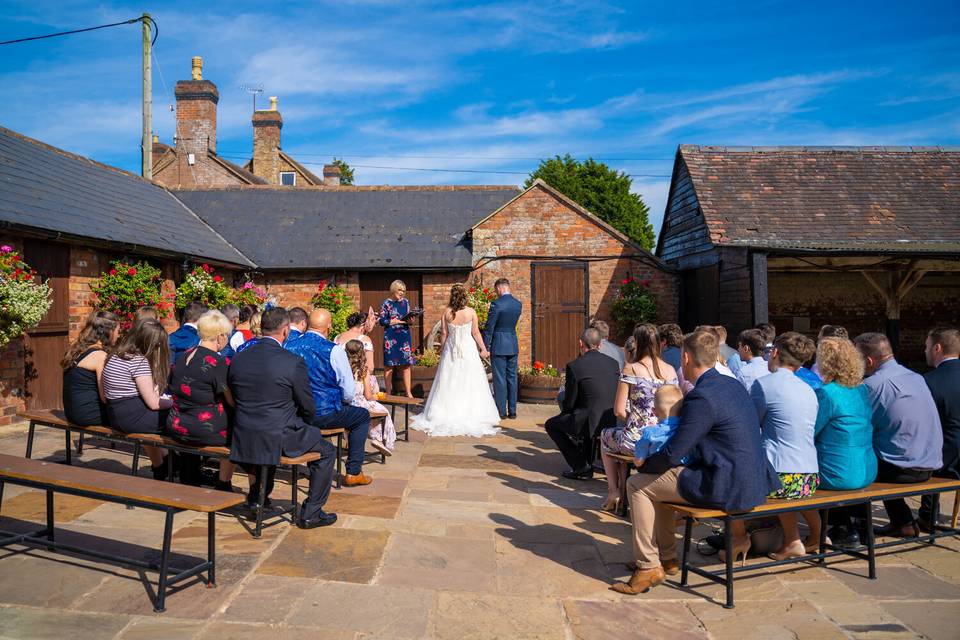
{"left": 768, "top": 539, "right": 806, "bottom": 561}
{"left": 718, "top": 537, "right": 751, "bottom": 566}
{"left": 600, "top": 497, "right": 621, "bottom": 513}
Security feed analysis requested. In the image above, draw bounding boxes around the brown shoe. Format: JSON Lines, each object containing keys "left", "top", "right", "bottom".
{"left": 627, "top": 559, "right": 679, "bottom": 576}
{"left": 344, "top": 472, "right": 373, "bottom": 487}
{"left": 611, "top": 566, "right": 666, "bottom": 595}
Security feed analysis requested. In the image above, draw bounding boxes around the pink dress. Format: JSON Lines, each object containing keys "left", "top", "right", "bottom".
{"left": 351, "top": 374, "right": 397, "bottom": 450}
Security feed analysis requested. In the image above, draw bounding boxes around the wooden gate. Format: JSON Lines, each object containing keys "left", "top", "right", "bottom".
{"left": 358, "top": 273, "right": 422, "bottom": 371}
{"left": 532, "top": 262, "right": 588, "bottom": 370}
{"left": 24, "top": 240, "right": 71, "bottom": 410}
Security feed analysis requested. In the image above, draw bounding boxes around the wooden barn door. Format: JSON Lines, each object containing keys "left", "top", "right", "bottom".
{"left": 23, "top": 240, "right": 71, "bottom": 410}
{"left": 359, "top": 272, "right": 422, "bottom": 371}
{"left": 532, "top": 262, "right": 588, "bottom": 370}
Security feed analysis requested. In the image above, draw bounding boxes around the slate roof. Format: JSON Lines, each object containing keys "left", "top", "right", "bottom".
{"left": 172, "top": 186, "right": 521, "bottom": 269}
{"left": 0, "top": 127, "right": 253, "bottom": 266}
{"left": 676, "top": 145, "right": 960, "bottom": 253}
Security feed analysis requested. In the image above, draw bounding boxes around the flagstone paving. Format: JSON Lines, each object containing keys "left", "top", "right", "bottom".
{"left": 0, "top": 405, "right": 958, "bottom": 639}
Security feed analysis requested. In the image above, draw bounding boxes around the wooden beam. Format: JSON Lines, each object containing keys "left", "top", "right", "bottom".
{"left": 751, "top": 251, "right": 769, "bottom": 325}
{"left": 768, "top": 256, "right": 960, "bottom": 272}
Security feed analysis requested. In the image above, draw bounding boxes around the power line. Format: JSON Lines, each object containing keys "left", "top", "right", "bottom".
{"left": 218, "top": 149, "right": 674, "bottom": 162}
{"left": 0, "top": 16, "right": 155, "bottom": 46}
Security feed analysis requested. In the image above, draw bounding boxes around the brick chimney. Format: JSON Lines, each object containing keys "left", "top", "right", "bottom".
{"left": 323, "top": 163, "right": 341, "bottom": 187}
{"left": 174, "top": 56, "right": 219, "bottom": 157}
{"left": 251, "top": 96, "right": 283, "bottom": 184}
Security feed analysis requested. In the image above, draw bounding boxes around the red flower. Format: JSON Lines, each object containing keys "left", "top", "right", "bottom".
{"left": 533, "top": 361, "right": 545, "bottom": 371}
{"left": 334, "top": 298, "right": 341, "bottom": 305}
{"left": 109, "top": 269, "right": 118, "bottom": 276}
{"left": 201, "top": 263, "right": 210, "bottom": 272}
{"left": 180, "top": 383, "right": 192, "bottom": 397}
{"left": 318, "top": 280, "right": 327, "bottom": 291}
{"left": 127, "top": 267, "right": 137, "bottom": 276}
{"left": 483, "top": 288, "right": 490, "bottom": 294}
{"left": 224, "top": 357, "right": 232, "bottom": 366}
{"left": 204, "top": 355, "right": 218, "bottom": 366}
{"left": 213, "top": 275, "right": 222, "bottom": 283}
{"left": 197, "top": 411, "right": 213, "bottom": 422}
{"left": 621, "top": 278, "right": 631, "bottom": 285}
{"left": 469, "top": 287, "right": 475, "bottom": 293}
{"left": 219, "top": 430, "right": 227, "bottom": 438}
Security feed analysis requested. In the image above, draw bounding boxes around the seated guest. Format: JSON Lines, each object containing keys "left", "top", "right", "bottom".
{"left": 169, "top": 301, "right": 208, "bottom": 364}
{"left": 229, "top": 307, "right": 337, "bottom": 528}
{"left": 235, "top": 304, "right": 257, "bottom": 344}
{"left": 600, "top": 324, "right": 677, "bottom": 511}
{"left": 286, "top": 309, "right": 373, "bottom": 486}
{"left": 334, "top": 311, "right": 377, "bottom": 387}
{"left": 677, "top": 326, "right": 736, "bottom": 392}
{"left": 919, "top": 327, "right": 960, "bottom": 531}
{"left": 219, "top": 303, "right": 241, "bottom": 357}
{"left": 167, "top": 310, "right": 236, "bottom": 490}
{"left": 591, "top": 319, "right": 625, "bottom": 371}
{"left": 812, "top": 324, "right": 848, "bottom": 379}
{"left": 633, "top": 384, "right": 685, "bottom": 466}
{"left": 235, "top": 310, "right": 262, "bottom": 354}
{"left": 714, "top": 325, "right": 737, "bottom": 364}
{"left": 101, "top": 319, "right": 173, "bottom": 479}
{"left": 612, "top": 329, "right": 778, "bottom": 595}
{"left": 658, "top": 323, "right": 683, "bottom": 371}
{"left": 344, "top": 339, "right": 396, "bottom": 455}
{"left": 757, "top": 322, "right": 777, "bottom": 360}
{"left": 793, "top": 333, "right": 823, "bottom": 390}
{"left": 545, "top": 327, "right": 620, "bottom": 480}
{"left": 284, "top": 306, "right": 308, "bottom": 345}
{"left": 855, "top": 332, "right": 942, "bottom": 537}
{"left": 734, "top": 329, "right": 770, "bottom": 391}
{"left": 750, "top": 332, "right": 821, "bottom": 561}
{"left": 135, "top": 306, "right": 159, "bottom": 323}
{"left": 62, "top": 311, "right": 120, "bottom": 426}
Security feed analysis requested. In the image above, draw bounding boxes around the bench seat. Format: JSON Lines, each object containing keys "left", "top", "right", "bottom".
{"left": 377, "top": 395, "right": 423, "bottom": 441}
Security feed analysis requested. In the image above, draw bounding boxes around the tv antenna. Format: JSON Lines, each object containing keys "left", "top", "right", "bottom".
{"left": 239, "top": 83, "right": 264, "bottom": 112}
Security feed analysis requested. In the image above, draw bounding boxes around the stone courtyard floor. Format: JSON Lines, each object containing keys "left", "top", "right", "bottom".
{"left": 0, "top": 404, "right": 958, "bottom": 639}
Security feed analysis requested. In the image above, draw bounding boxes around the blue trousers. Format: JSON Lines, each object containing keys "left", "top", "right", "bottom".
{"left": 312, "top": 405, "right": 370, "bottom": 476}
{"left": 491, "top": 354, "right": 518, "bottom": 417}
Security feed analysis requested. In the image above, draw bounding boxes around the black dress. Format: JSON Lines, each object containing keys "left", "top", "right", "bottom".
{"left": 62, "top": 347, "right": 108, "bottom": 426}
{"left": 167, "top": 346, "right": 230, "bottom": 446}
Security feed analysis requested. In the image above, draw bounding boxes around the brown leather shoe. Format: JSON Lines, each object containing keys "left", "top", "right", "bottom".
{"left": 611, "top": 566, "right": 665, "bottom": 595}
{"left": 627, "top": 558, "right": 679, "bottom": 576}
{"left": 344, "top": 472, "right": 373, "bottom": 487}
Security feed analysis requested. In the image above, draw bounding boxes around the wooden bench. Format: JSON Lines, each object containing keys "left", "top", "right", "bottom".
{"left": 378, "top": 394, "right": 423, "bottom": 441}
{"left": 660, "top": 477, "right": 960, "bottom": 608}
{"left": 0, "top": 452, "right": 242, "bottom": 612}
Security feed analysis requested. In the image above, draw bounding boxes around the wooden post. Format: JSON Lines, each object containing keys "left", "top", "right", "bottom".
{"left": 751, "top": 251, "right": 769, "bottom": 325}
{"left": 860, "top": 267, "right": 926, "bottom": 354}
{"left": 141, "top": 13, "right": 152, "bottom": 180}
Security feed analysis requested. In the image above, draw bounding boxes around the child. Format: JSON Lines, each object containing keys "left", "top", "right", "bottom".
{"left": 633, "top": 384, "right": 686, "bottom": 467}
{"left": 344, "top": 340, "right": 397, "bottom": 455}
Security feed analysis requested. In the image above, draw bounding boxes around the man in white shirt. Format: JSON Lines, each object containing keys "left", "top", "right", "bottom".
{"left": 735, "top": 329, "right": 771, "bottom": 391}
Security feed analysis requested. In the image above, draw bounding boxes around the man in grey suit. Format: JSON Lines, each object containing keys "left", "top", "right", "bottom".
{"left": 483, "top": 278, "right": 522, "bottom": 419}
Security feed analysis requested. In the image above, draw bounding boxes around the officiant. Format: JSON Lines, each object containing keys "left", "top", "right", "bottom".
{"left": 379, "top": 279, "right": 417, "bottom": 398}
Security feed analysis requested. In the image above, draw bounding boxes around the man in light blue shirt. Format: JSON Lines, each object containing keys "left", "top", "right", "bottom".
{"left": 855, "top": 332, "right": 943, "bottom": 536}
{"left": 735, "top": 329, "right": 771, "bottom": 391}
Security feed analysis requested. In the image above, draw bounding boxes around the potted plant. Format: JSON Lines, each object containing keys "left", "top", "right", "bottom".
{"left": 230, "top": 279, "right": 269, "bottom": 308}
{"left": 310, "top": 279, "right": 355, "bottom": 337}
{"left": 610, "top": 276, "right": 658, "bottom": 341}
{"left": 175, "top": 263, "right": 232, "bottom": 311}
{"left": 518, "top": 360, "right": 563, "bottom": 405}
{"left": 404, "top": 348, "right": 439, "bottom": 398}
{"left": 0, "top": 245, "right": 52, "bottom": 347}
{"left": 91, "top": 260, "right": 172, "bottom": 330}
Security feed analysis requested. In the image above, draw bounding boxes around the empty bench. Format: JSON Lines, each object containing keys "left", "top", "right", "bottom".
{"left": 662, "top": 477, "right": 960, "bottom": 608}
{"left": 0, "top": 452, "right": 243, "bottom": 612}
{"left": 378, "top": 394, "right": 423, "bottom": 442}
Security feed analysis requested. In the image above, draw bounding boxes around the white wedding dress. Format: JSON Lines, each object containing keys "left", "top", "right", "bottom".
{"left": 411, "top": 320, "right": 501, "bottom": 437}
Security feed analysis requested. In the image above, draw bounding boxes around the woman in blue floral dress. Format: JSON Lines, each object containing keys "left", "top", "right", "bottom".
{"left": 380, "top": 279, "right": 415, "bottom": 398}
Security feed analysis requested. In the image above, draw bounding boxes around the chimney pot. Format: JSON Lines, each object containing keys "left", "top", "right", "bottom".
{"left": 323, "top": 164, "right": 341, "bottom": 187}
{"left": 269, "top": 96, "right": 278, "bottom": 111}
{"left": 191, "top": 56, "right": 203, "bottom": 80}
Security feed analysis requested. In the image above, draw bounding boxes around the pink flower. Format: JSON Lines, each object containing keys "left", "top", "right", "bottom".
{"left": 217, "top": 403, "right": 225, "bottom": 415}
{"left": 180, "top": 384, "right": 191, "bottom": 397}
{"left": 0, "top": 245, "right": 11, "bottom": 253}
{"left": 224, "top": 357, "right": 232, "bottom": 366}
{"left": 243, "top": 282, "right": 254, "bottom": 289}
{"left": 219, "top": 429, "right": 227, "bottom": 438}
{"left": 197, "top": 411, "right": 213, "bottom": 422}
{"left": 204, "top": 355, "right": 218, "bottom": 366}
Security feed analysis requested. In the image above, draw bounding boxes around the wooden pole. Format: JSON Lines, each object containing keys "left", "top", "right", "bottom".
{"left": 141, "top": 13, "right": 152, "bottom": 180}
{"left": 860, "top": 267, "right": 926, "bottom": 355}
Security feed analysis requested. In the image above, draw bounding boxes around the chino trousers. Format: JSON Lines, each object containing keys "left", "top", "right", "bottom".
{"left": 627, "top": 467, "right": 688, "bottom": 569}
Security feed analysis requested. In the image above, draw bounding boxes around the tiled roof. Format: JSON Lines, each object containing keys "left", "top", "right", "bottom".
{"left": 0, "top": 126, "right": 253, "bottom": 266}
{"left": 677, "top": 145, "right": 960, "bottom": 252}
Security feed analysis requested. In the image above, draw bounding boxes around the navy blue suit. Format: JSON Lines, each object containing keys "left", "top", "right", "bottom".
{"left": 483, "top": 293, "right": 522, "bottom": 417}
{"left": 642, "top": 368, "right": 780, "bottom": 512}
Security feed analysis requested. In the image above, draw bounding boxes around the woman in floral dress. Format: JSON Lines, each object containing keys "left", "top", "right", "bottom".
{"left": 379, "top": 279, "right": 415, "bottom": 398}
{"left": 599, "top": 323, "right": 678, "bottom": 512}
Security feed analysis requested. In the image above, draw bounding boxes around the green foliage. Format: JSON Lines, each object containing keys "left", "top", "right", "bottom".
{"left": 414, "top": 348, "right": 439, "bottom": 367}
{"left": 175, "top": 263, "right": 231, "bottom": 310}
{"left": 467, "top": 279, "right": 497, "bottom": 327}
{"left": 90, "top": 260, "right": 171, "bottom": 329}
{"left": 525, "top": 154, "right": 655, "bottom": 250}
{"left": 519, "top": 360, "right": 560, "bottom": 378}
{"left": 332, "top": 158, "right": 355, "bottom": 186}
{"left": 229, "top": 280, "right": 269, "bottom": 308}
{"left": 310, "top": 279, "right": 355, "bottom": 336}
{"left": 0, "top": 245, "right": 52, "bottom": 346}
{"left": 610, "top": 276, "right": 658, "bottom": 340}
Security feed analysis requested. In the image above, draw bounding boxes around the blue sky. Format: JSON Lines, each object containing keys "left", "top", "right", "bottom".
{"left": 2, "top": 1, "right": 958, "bottom": 235}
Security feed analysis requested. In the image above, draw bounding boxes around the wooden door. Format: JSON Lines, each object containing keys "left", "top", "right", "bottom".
{"left": 679, "top": 265, "right": 719, "bottom": 331}
{"left": 532, "top": 262, "right": 588, "bottom": 370}
{"left": 359, "top": 272, "right": 422, "bottom": 371}
{"left": 23, "top": 240, "right": 71, "bottom": 410}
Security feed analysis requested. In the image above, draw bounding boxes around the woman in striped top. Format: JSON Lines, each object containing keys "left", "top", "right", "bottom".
{"left": 101, "top": 319, "right": 173, "bottom": 479}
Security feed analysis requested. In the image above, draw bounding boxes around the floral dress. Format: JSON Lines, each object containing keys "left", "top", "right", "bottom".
{"left": 379, "top": 298, "right": 414, "bottom": 366}
{"left": 350, "top": 374, "right": 397, "bottom": 450}
{"left": 600, "top": 373, "right": 678, "bottom": 456}
{"left": 167, "top": 346, "right": 230, "bottom": 446}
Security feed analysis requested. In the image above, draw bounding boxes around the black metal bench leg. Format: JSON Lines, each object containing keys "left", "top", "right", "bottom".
{"left": 166, "top": 451, "right": 175, "bottom": 483}
{"left": 64, "top": 429, "right": 72, "bottom": 465}
{"left": 25, "top": 421, "right": 35, "bottom": 459}
{"left": 818, "top": 508, "right": 829, "bottom": 565}
{"left": 131, "top": 442, "right": 142, "bottom": 476}
{"left": 207, "top": 512, "right": 216, "bottom": 587}
{"left": 335, "top": 434, "right": 343, "bottom": 489}
{"left": 928, "top": 492, "right": 941, "bottom": 541}
{"left": 155, "top": 509, "right": 174, "bottom": 613}
{"left": 254, "top": 465, "right": 267, "bottom": 539}
{"left": 291, "top": 465, "right": 300, "bottom": 523}
{"left": 723, "top": 516, "right": 735, "bottom": 608}
{"left": 404, "top": 405, "right": 410, "bottom": 441}
{"left": 680, "top": 516, "right": 692, "bottom": 586}
{"left": 45, "top": 490, "right": 55, "bottom": 549}
{"left": 76, "top": 433, "right": 84, "bottom": 456}
{"left": 865, "top": 502, "right": 877, "bottom": 580}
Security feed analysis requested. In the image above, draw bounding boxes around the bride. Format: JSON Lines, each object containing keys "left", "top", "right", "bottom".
{"left": 411, "top": 284, "right": 501, "bottom": 437}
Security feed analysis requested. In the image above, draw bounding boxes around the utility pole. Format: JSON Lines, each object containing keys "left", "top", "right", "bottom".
{"left": 141, "top": 13, "right": 152, "bottom": 180}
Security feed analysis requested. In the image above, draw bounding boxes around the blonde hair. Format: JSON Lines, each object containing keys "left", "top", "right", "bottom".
{"left": 816, "top": 337, "right": 864, "bottom": 388}
{"left": 655, "top": 384, "right": 683, "bottom": 417}
{"left": 197, "top": 310, "right": 233, "bottom": 341}
{"left": 249, "top": 311, "right": 263, "bottom": 337}
{"left": 390, "top": 280, "right": 407, "bottom": 294}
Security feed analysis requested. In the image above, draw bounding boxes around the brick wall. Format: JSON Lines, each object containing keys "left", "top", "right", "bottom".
{"left": 471, "top": 184, "right": 678, "bottom": 363}
{"left": 257, "top": 271, "right": 360, "bottom": 311}
{"left": 768, "top": 270, "right": 960, "bottom": 365}
{"left": 252, "top": 110, "right": 282, "bottom": 184}
{"left": 0, "top": 235, "right": 25, "bottom": 425}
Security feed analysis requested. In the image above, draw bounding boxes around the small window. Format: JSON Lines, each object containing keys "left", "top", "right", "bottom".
{"left": 280, "top": 171, "right": 296, "bottom": 186}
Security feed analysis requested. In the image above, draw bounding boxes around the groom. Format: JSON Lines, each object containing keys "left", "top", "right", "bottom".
{"left": 483, "top": 278, "right": 522, "bottom": 419}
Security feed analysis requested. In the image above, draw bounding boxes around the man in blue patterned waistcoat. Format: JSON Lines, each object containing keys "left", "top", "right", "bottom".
{"left": 286, "top": 308, "right": 372, "bottom": 486}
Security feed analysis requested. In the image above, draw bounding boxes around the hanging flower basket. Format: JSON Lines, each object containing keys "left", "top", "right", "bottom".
{"left": 230, "top": 279, "right": 269, "bottom": 308}
{"left": 467, "top": 279, "right": 497, "bottom": 327}
{"left": 310, "top": 279, "right": 355, "bottom": 336}
{"left": 610, "top": 276, "right": 658, "bottom": 341}
{"left": 175, "top": 263, "right": 232, "bottom": 310}
{"left": 91, "top": 260, "right": 171, "bottom": 329}
{"left": 0, "top": 245, "right": 52, "bottom": 347}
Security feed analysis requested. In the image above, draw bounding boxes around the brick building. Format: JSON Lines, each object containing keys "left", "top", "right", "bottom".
{"left": 657, "top": 145, "right": 960, "bottom": 363}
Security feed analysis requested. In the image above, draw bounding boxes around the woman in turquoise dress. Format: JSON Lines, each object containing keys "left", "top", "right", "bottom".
{"left": 379, "top": 279, "right": 415, "bottom": 398}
